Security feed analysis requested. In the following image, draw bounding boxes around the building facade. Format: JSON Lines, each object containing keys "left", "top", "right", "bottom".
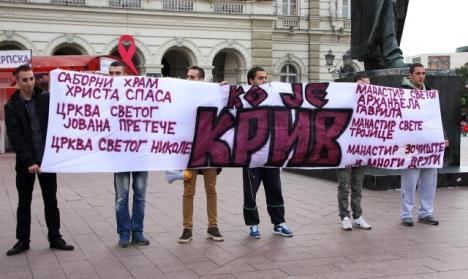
{"left": 405, "top": 52, "right": 468, "bottom": 71}
{"left": 0, "top": 0, "right": 358, "bottom": 83}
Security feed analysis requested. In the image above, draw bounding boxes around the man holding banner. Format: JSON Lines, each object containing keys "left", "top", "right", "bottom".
{"left": 5, "top": 65, "right": 74, "bottom": 255}
{"left": 109, "top": 61, "right": 150, "bottom": 247}
{"left": 400, "top": 63, "right": 447, "bottom": 227}
{"left": 178, "top": 66, "right": 224, "bottom": 243}
{"left": 242, "top": 66, "right": 293, "bottom": 239}
{"left": 337, "top": 73, "right": 372, "bottom": 231}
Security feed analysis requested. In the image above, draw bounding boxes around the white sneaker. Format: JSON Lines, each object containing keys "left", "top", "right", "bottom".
{"left": 341, "top": 216, "right": 352, "bottom": 231}
{"left": 352, "top": 216, "right": 372, "bottom": 230}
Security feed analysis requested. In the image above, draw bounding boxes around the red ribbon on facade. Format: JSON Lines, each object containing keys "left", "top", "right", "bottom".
{"left": 118, "top": 34, "right": 138, "bottom": 75}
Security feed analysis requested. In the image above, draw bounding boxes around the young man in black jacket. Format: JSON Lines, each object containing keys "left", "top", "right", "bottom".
{"left": 5, "top": 65, "right": 74, "bottom": 256}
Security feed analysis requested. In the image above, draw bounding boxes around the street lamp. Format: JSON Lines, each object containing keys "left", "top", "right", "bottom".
{"left": 325, "top": 49, "right": 336, "bottom": 72}
{"left": 324, "top": 49, "right": 355, "bottom": 79}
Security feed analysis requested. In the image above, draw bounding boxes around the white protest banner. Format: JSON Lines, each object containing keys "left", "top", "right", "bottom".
{"left": 41, "top": 70, "right": 445, "bottom": 173}
{"left": 0, "top": 50, "right": 32, "bottom": 69}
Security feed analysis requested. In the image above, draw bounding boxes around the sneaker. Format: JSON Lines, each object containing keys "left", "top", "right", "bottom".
{"left": 401, "top": 217, "right": 414, "bottom": 226}
{"left": 118, "top": 232, "right": 130, "bottom": 248}
{"left": 206, "top": 227, "right": 224, "bottom": 242}
{"left": 178, "top": 229, "right": 193, "bottom": 243}
{"left": 418, "top": 215, "right": 439, "bottom": 226}
{"left": 352, "top": 216, "right": 372, "bottom": 230}
{"left": 273, "top": 223, "right": 293, "bottom": 237}
{"left": 132, "top": 231, "right": 150, "bottom": 246}
{"left": 249, "top": 225, "right": 261, "bottom": 239}
{"left": 341, "top": 217, "right": 352, "bottom": 231}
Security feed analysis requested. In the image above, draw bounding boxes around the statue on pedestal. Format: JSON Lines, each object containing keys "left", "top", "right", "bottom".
{"left": 350, "top": 0, "right": 409, "bottom": 70}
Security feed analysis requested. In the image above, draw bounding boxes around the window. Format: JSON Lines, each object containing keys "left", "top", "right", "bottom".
{"left": 342, "top": 0, "right": 351, "bottom": 19}
{"left": 282, "top": 0, "right": 297, "bottom": 16}
{"left": 280, "top": 64, "right": 297, "bottom": 83}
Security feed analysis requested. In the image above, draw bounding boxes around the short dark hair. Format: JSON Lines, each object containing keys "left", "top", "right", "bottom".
{"left": 109, "top": 61, "right": 125, "bottom": 68}
{"left": 247, "top": 66, "right": 265, "bottom": 85}
{"left": 353, "top": 73, "right": 369, "bottom": 82}
{"left": 189, "top": 66, "right": 205, "bottom": 79}
{"left": 409, "top": 63, "right": 424, "bottom": 74}
{"left": 14, "top": 64, "right": 32, "bottom": 78}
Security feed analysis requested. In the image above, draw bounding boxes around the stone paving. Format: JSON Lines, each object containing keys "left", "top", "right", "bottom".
{"left": 1, "top": 139, "right": 468, "bottom": 278}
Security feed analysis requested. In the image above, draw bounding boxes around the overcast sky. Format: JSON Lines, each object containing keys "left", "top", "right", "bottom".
{"left": 400, "top": 0, "right": 468, "bottom": 57}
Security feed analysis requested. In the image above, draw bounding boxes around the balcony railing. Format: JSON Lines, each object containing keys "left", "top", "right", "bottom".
{"left": 281, "top": 17, "right": 298, "bottom": 28}
{"left": 109, "top": 0, "right": 141, "bottom": 8}
{"left": 4, "top": 0, "right": 28, "bottom": 2}
{"left": 163, "top": 0, "right": 193, "bottom": 11}
{"left": 344, "top": 19, "right": 351, "bottom": 29}
{"left": 51, "top": 0, "right": 85, "bottom": 6}
{"left": 0, "top": 0, "right": 279, "bottom": 16}
{"left": 213, "top": 1, "right": 244, "bottom": 14}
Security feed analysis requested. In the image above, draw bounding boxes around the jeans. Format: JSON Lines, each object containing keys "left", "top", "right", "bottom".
{"left": 243, "top": 168, "right": 285, "bottom": 225}
{"left": 400, "top": 168, "right": 437, "bottom": 219}
{"left": 337, "top": 167, "right": 365, "bottom": 220}
{"left": 15, "top": 167, "right": 61, "bottom": 241}
{"left": 114, "top": 172, "right": 148, "bottom": 235}
{"left": 183, "top": 169, "right": 218, "bottom": 229}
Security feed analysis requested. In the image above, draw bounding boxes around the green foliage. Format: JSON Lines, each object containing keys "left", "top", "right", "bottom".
{"left": 456, "top": 63, "right": 468, "bottom": 107}
{"left": 456, "top": 62, "right": 468, "bottom": 82}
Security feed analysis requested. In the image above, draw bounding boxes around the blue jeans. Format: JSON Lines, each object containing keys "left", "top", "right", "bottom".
{"left": 114, "top": 172, "right": 148, "bottom": 235}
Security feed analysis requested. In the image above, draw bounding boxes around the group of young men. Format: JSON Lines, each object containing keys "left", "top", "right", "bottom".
{"left": 4, "top": 62, "right": 444, "bottom": 256}
{"left": 169, "top": 65, "right": 292, "bottom": 244}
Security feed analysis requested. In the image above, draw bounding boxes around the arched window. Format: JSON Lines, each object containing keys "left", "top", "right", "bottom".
{"left": 111, "top": 47, "right": 145, "bottom": 75}
{"left": 53, "top": 44, "right": 86, "bottom": 55}
{"left": 0, "top": 41, "right": 26, "bottom": 50}
{"left": 160, "top": 48, "right": 194, "bottom": 78}
{"left": 280, "top": 64, "right": 297, "bottom": 83}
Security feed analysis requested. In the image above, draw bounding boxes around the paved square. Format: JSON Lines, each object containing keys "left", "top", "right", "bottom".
{"left": 1, "top": 140, "right": 468, "bottom": 278}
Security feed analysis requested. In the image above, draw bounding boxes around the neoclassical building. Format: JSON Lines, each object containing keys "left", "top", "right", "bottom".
{"left": 0, "top": 0, "right": 358, "bottom": 83}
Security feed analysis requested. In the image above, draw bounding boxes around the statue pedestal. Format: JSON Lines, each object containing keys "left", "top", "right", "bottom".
{"left": 286, "top": 69, "right": 467, "bottom": 190}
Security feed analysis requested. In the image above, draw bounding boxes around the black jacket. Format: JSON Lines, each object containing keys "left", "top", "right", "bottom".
{"left": 4, "top": 87, "right": 50, "bottom": 168}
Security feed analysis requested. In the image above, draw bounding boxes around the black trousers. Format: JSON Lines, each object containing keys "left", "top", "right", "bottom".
{"left": 16, "top": 167, "right": 61, "bottom": 242}
{"left": 242, "top": 168, "right": 285, "bottom": 225}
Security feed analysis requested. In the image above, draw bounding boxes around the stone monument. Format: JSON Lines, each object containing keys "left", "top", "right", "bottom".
{"left": 350, "top": 0, "right": 409, "bottom": 70}
{"left": 288, "top": 0, "right": 466, "bottom": 189}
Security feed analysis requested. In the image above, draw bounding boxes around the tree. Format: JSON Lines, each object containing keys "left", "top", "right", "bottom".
{"left": 456, "top": 63, "right": 468, "bottom": 121}
{"left": 456, "top": 62, "right": 468, "bottom": 82}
